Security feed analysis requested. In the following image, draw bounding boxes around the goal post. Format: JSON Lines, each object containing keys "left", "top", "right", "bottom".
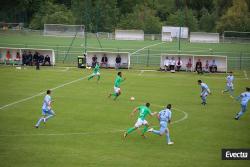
{"left": 160, "top": 54, "right": 227, "bottom": 72}
{"left": 162, "top": 26, "right": 189, "bottom": 39}
{"left": 223, "top": 31, "right": 250, "bottom": 43}
{"left": 115, "top": 29, "right": 144, "bottom": 40}
{"left": 86, "top": 51, "right": 130, "bottom": 68}
{"left": 161, "top": 32, "right": 172, "bottom": 42}
{"left": 44, "top": 24, "right": 84, "bottom": 37}
{"left": 190, "top": 32, "right": 219, "bottom": 43}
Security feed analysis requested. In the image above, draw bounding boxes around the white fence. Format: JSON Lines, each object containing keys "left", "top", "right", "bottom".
{"left": 115, "top": 29, "right": 144, "bottom": 41}
{"left": 190, "top": 32, "right": 220, "bottom": 43}
{"left": 162, "top": 26, "right": 189, "bottom": 39}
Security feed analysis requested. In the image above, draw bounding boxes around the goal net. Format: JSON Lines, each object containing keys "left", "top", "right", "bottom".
{"left": 161, "top": 32, "right": 172, "bottom": 42}
{"left": 190, "top": 32, "right": 219, "bottom": 43}
{"left": 44, "top": 24, "right": 84, "bottom": 37}
{"left": 160, "top": 54, "right": 227, "bottom": 72}
{"left": 86, "top": 51, "right": 130, "bottom": 68}
{"left": 162, "top": 26, "right": 189, "bottom": 39}
{"left": 115, "top": 29, "right": 144, "bottom": 40}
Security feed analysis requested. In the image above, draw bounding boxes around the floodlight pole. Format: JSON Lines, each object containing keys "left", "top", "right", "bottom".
{"left": 178, "top": 0, "right": 182, "bottom": 52}
{"left": 84, "top": 0, "right": 91, "bottom": 54}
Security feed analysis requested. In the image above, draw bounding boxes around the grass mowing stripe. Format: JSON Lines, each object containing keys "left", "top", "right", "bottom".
{"left": 0, "top": 74, "right": 91, "bottom": 110}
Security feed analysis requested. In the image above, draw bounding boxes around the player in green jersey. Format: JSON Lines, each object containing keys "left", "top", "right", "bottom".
{"left": 124, "top": 103, "right": 157, "bottom": 138}
{"left": 88, "top": 63, "right": 100, "bottom": 81}
{"left": 109, "top": 72, "right": 125, "bottom": 100}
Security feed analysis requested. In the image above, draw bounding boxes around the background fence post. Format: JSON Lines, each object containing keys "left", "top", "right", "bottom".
{"left": 240, "top": 51, "right": 242, "bottom": 70}
{"left": 146, "top": 48, "right": 150, "bottom": 67}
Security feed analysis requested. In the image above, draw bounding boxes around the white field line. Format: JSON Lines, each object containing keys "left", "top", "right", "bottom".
{"left": 131, "top": 42, "right": 165, "bottom": 55}
{"left": 150, "top": 103, "right": 188, "bottom": 124}
{"left": 0, "top": 100, "right": 188, "bottom": 137}
{"left": 138, "top": 70, "right": 144, "bottom": 76}
{"left": 243, "top": 70, "right": 249, "bottom": 80}
{"left": 0, "top": 75, "right": 90, "bottom": 110}
{"left": 0, "top": 103, "right": 188, "bottom": 137}
{"left": 60, "top": 67, "right": 70, "bottom": 72}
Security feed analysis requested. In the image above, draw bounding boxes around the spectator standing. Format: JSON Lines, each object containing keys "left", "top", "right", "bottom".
{"left": 92, "top": 55, "right": 97, "bottom": 67}
{"left": 115, "top": 55, "right": 121, "bottom": 69}
{"left": 33, "top": 52, "right": 40, "bottom": 70}
{"left": 101, "top": 54, "right": 108, "bottom": 68}
{"left": 186, "top": 58, "right": 192, "bottom": 72}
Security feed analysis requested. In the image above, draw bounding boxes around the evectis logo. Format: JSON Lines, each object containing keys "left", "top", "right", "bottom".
{"left": 222, "top": 149, "right": 250, "bottom": 160}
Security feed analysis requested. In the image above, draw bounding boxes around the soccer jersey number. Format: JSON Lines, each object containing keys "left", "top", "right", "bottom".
{"left": 140, "top": 109, "right": 146, "bottom": 117}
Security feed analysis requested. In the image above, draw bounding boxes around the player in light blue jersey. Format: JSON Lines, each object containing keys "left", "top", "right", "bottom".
{"left": 148, "top": 104, "right": 174, "bottom": 145}
{"left": 222, "top": 71, "right": 234, "bottom": 98}
{"left": 35, "top": 90, "right": 56, "bottom": 128}
{"left": 198, "top": 80, "right": 211, "bottom": 105}
{"left": 235, "top": 87, "right": 250, "bottom": 120}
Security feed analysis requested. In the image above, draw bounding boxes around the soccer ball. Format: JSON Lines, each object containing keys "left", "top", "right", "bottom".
{"left": 130, "top": 97, "right": 135, "bottom": 101}
{"left": 86, "top": 66, "right": 91, "bottom": 69}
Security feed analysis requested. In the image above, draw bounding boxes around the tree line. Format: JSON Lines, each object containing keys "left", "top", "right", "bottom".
{"left": 0, "top": 0, "right": 250, "bottom": 34}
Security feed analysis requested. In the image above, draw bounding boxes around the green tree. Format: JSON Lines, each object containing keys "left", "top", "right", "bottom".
{"left": 199, "top": 8, "right": 216, "bottom": 32}
{"left": 29, "top": 1, "right": 74, "bottom": 29}
{"left": 166, "top": 9, "right": 198, "bottom": 31}
{"left": 216, "top": 0, "right": 250, "bottom": 32}
{"left": 71, "top": 0, "right": 118, "bottom": 32}
{"left": 117, "top": 4, "right": 162, "bottom": 34}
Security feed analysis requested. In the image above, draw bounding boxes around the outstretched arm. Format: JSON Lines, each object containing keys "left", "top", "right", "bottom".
{"left": 150, "top": 112, "right": 157, "bottom": 117}
{"left": 130, "top": 107, "right": 138, "bottom": 117}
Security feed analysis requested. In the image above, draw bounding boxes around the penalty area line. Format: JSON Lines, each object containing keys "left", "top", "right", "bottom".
{"left": 131, "top": 42, "right": 165, "bottom": 55}
{"left": 0, "top": 75, "right": 91, "bottom": 110}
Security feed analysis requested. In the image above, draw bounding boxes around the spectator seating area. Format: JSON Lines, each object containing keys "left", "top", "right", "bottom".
{"left": 86, "top": 51, "right": 130, "bottom": 69}
{"left": 0, "top": 47, "right": 55, "bottom": 66}
{"left": 160, "top": 54, "right": 227, "bottom": 73}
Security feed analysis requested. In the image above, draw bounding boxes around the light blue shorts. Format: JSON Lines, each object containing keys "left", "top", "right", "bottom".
{"left": 159, "top": 121, "right": 168, "bottom": 133}
{"left": 42, "top": 109, "right": 55, "bottom": 116}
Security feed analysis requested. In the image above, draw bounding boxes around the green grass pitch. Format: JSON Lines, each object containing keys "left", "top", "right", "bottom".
{"left": 0, "top": 66, "right": 249, "bottom": 167}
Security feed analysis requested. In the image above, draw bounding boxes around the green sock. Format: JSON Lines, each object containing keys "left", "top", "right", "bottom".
{"left": 88, "top": 75, "right": 94, "bottom": 80}
{"left": 97, "top": 75, "right": 100, "bottom": 81}
{"left": 142, "top": 126, "right": 148, "bottom": 135}
{"left": 127, "top": 127, "right": 136, "bottom": 134}
{"left": 113, "top": 94, "right": 119, "bottom": 100}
